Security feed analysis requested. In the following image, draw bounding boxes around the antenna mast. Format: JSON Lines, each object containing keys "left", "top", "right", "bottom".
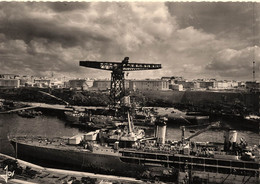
{"left": 252, "top": 2, "right": 256, "bottom": 82}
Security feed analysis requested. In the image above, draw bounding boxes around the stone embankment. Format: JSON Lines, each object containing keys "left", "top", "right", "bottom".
{"left": 0, "top": 153, "right": 144, "bottom": 184}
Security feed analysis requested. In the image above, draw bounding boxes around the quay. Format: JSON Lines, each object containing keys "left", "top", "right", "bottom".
{"left": 0, "top": 102, "right": 109, "bottom": 114}
{"left": 22, "top": 102, "right": 109, "bottom": 112}
{"left": 0, "top": 153, "right": 143, "bottom": 184}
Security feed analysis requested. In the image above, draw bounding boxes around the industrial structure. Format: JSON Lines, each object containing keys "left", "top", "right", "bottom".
{"left": 80, "top": 57, "right": 161, "bottom": 105}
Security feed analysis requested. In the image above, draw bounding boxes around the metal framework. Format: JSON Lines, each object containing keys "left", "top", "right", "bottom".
{"left": 80, "top": 57, "right": 161, "bottom": 106}
{"left": 110, "top": 69, "right": 125, "bottom": 105}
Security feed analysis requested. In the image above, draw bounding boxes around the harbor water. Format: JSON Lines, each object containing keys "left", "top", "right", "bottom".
{"left": 0, "top": 112, "right": 259, "bottom": 157}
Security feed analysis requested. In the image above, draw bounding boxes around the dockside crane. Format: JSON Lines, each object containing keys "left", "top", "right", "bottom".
{"left": 38, "top": 91, "right": 70, "bottom": 106}
{"left": 80, "top": 57, "right": 162, "bottom": 106}
{"left": 180, "top": 121, "right": 220, "bottom": 143}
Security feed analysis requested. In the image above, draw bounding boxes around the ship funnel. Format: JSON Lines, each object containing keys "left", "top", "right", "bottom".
{"left": 154, "top": 116, "right": 168, "bottom": 144}
{"left": 127, "top": 111, "right": 134, "bottom": 133}
{"left": 224, "top": 130, "right": 237, "bottom": 151}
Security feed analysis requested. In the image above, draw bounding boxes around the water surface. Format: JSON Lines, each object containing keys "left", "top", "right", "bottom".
{"left": 0, "top": 112, "right": 259, "bottom": 156}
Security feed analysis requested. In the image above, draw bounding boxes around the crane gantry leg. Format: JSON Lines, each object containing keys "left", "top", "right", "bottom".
{"left": 110, "top": 70, "right": 125, "bottom": 106}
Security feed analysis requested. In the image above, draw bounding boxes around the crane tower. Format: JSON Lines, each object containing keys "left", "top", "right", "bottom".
{"left": 80, "top": 57, "right": 161, "bottom": 106}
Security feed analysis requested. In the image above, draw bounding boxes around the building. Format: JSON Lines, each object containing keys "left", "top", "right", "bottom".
{"left": 50, "top": 81, "right": 64, "bottom": 89}
{"left": 91, "top": 80, "right": 130, "bottom": 91}
{"left": 227, "top": 81, "right": 239, "bottom": 88}
{"left": 92, "top": 80, "right": 111, "bottom": 91}
{"left": 0, "top": 74, "right": 20, "bottom": 88}
{"left": 129, "top": 79, "right": 169, "bottom": 91}
{"left": 169, "top": 84, "right": 184, "bottom": 91}
{"left": 0, "top": 74, "right": 19, "bottom": 79}
{"left": 19, "top": 79, "right": 28, "bottom": 87}
{"left": 85, "top": 79, "right": 94, "bottom": 88}
{"left": 215, "top": 81, "right": 229, "bottom": 89}
{"left": 0, "top": 78, "right": 20, "bottom": 88}
{"left": 245, "top": 81, "right": 260, "bottom": 89}
{"left": 199, "top": 81, "right": 215, "bottom": 89}
{"left": 34, "top": 79, "right": 51, "bottom": 88}
{"left": 17, "top": 76, "right": 35, "bottom": 87}
{"left": 176, "top": 81, "right": 200, "bottom": 90}
{"left": 68, "top": 79, "right": 89, "bottom": 90}
{"left": 161, "top": 77, "right": 172, "bottom": 81}
{"left": 161, "top": 76, "right": 184, "bottom": 85}
{"left": 170, "top": 76, "right": 183, "bottom": 81}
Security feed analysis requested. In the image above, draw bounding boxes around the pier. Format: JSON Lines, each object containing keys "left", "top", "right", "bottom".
{"left": 0, "top": 102, "right": 108, "bottom": 114}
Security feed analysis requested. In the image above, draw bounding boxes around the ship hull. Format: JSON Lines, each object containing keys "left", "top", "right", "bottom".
{"left": 10, "top": 140, "right": 259, "bottom": 183}
{"left": 64, "top": 112, "right": 81, "bottom": 123}
{"left": 10, "top": 140, "right": 170, "bottom": 179}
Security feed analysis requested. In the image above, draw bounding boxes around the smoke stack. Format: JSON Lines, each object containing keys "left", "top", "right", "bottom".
{"left": 155, "top": 116, "right": 168, "bottom": 144}
{"left": 224, "top": 130, "right": 237, "bottom": 151}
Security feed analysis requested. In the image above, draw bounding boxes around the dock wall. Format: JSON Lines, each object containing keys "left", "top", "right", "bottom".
{"left": 142, "top": 90, "right": 260, "bottom": 112}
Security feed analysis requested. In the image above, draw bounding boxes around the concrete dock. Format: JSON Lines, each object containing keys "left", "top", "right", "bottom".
{"left": 0, "top": 102, "right": 109, "bottom": 114}
{"left": 0, "top": 153, "right": 144, "bottom": 184}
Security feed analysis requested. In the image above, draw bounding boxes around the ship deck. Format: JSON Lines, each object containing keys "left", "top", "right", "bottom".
{"left": 12, "top": 137, "right": 91, "bottom": 152}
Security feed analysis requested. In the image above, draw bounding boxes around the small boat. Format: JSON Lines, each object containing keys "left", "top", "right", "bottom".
{"left": 244, "top": 114, "right": 260, "bottom": 120}
{"left": 64, "top": 108, "right": 88, "bottom": 123}
{"left": 17, "top": 110, "right": 36, "bottom": 118}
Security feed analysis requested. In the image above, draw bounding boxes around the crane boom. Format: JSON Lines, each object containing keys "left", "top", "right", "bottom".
{"left": 182, "top": 121, "right": 220, "bottom": 142}
{"left": 79, "top": 61, "right": 161, "bottom": 71}
{"left": 39, "top": 91, "right": 70, "bottom": 106}
{"left": 0, "top": 106, "right": 39, "bottom": 114}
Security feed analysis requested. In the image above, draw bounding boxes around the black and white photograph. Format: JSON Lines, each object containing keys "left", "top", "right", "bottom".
{"left": 0, "top": 1, "right": 259, "bottom": 184}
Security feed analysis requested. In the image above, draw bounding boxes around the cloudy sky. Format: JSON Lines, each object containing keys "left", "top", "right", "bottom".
{"left": 0, "top": 2, "right": 259, "bottom": 80}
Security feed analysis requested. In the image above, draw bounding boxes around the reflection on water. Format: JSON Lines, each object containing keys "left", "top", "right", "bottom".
{"left": 0, "top": 113, "right": 80, "bottom": 155}
{"left": 0, "top": 113, "right": 259, "bottom": 156}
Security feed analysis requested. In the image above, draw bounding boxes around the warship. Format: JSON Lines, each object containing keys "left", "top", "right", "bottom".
{"left": 9, "top": 115, "right": 260, "bottom": 183}
{"left": 17, "top": 109, "right": 42, "bottom": 118}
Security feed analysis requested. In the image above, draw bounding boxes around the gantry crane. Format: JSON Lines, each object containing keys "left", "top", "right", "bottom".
{"left": 80, "top": 57, "right": 161, "bottom": 106}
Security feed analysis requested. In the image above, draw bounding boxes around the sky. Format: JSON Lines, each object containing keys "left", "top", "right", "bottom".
{"left": 0, "top": 2, "right": 259, "bottom": 81}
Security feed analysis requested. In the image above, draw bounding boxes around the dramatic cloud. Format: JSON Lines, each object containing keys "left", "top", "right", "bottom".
{"left": 206, "top": 46, "right": 260, "bottom": 80}
{"left": 0, "top": 2, "right": 259, "bottom": 80}
{"left": 167, "top": 2, "right": 260, "bottom": 50}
